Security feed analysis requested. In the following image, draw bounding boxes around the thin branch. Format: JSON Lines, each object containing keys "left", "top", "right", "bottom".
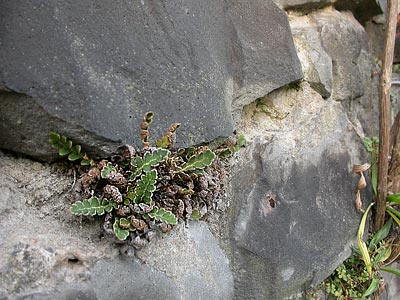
{"left": 375, "top": 0, "right": 398, "bottom": 231}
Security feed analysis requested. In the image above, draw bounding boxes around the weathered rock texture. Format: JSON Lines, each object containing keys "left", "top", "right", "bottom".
{"left": 227, "top": 82, "right": 368, "bottom": 299}
{"left": 0, "top": 1, "right": 395, "bottom": 300}
{"left": 0, "top": 151, "right": 233, "bottom": 300}
{"left": 0, "top": 0, "right": 302, "bottom": 161}
{"left": 290, "top": 8, "right": 379, "bottom": 137}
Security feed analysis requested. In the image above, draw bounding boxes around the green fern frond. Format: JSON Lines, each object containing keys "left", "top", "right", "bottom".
{"left": 148, "top": 207, "right": 177, "bottom": 225}
{"left": 70, "top": 196, "right": 117, "bottom": 216}
{"left": 133, "top": 169, "right": 157, "bottom": 204}
{"left": 130, "top": 149, "right": 169, "bottom": 179}
{"left": 177, "top": 149, "right": 215, "bottom": 174}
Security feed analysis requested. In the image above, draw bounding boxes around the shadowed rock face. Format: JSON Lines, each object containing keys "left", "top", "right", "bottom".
{"left": 0, "top": 0, "right": 302, "bottom": 161}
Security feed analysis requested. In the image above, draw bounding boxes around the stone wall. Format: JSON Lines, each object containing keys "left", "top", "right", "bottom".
{"left": 1, "top": 1, "right": 399, "bottom": 299}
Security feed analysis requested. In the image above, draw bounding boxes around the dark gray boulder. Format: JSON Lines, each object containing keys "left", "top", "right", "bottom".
{"left": 227, "top": 83, "right": 369, "bottom": 299}
{"left": 0, "top": 0, "right": 302, "bottom": 161}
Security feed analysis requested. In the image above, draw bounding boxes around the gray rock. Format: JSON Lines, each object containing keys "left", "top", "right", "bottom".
{"left": 0, "top": 150, "right": 233, "bottom": 300}
{"left": 290, "top": 15, "right": 333, "bottom": 98}
{"left": 316, "top": 10, "right": 369, "bottom": 101}
{"left": 135, "top": 221, "right": 234, "bottom": 300}
{"left": 382, "top": 262, "right": 400, "bottom": 300}
{"left": 273, "top": 0, "right": 334, "bottom": 10}
{"left": 0, "top": 0, "right": 302, "bottom": 161}
{"left": 290, "top": 9, "right": 379, "bottom": 136}
{"left": 13, "top": 285, "right": 97, "bottom": 300}
{"left": 229, "top": 83, "right": 368, "bottom": 299}
{"left": 91, "top": 258, "right": 180, "bottom": 300}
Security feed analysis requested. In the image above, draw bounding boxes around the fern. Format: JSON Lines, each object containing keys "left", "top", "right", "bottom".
{"left": 133, "top": 169, "right": 157, "bottom": 204}
{"left": 140, "top": 111, "right": 154, "bottom": 148}
{"left": 177, "top": 149, "right": 215, "bottom": 173}
{"left": 190, "top": 209, "right": 202, "bottom": 220}
{"left": 148, "top": 207, "right": 177, "bottom": 225}
{"left": 49, "top": 131, "right": 93, "bottom": 165}
{"left": 70, "top": 196, "right": 118, "bottom": 216}
{"left": 130, "top": 149, "right": 169, "bottom": 179}
{"left": 101, "top": 162, "right": 117, "bottom": 179}
{"left": 113, "top": 218, "right": 135, "bottom": 240}
{"left": 156, "top": 122, "right": 181, "bottom": 149}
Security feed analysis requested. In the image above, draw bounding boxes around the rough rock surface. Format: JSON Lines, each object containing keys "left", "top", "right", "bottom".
{"left": 0, "top": 2, "right": 395, "bottom": 300}
{"left": 289, "top": 8, "right": 379, "bottom": 136}
{"left": 227, "top": 82, "right": 368, "bottom": 299}
{"left": 273, "top": 0, "right": 334, "bottom": 10}
{"left": 0, "top": 150, "right": 233, "bottom": 300}
{"left": 0, "top": 0, "right": 302, "bottom": 161}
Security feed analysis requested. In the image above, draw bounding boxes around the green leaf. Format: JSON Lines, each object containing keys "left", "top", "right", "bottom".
{"left": 364, "top": 137, "right": 373, "bottom": 152}
{"left": 133, "top": 169, "right": 157, "bottom": 204}
{"left": 178, "top": 149, "right": 215, "bottom": 173}
{"left": 48, "top": 132, "right": 91, "bottom": 164}
{"left": 70, "top": 197, "right": 117, "bottom": 216}
{"left": 156, "top": 136, "right": 170, "bottom": 149}
{"left": 119, "top": 218, "right": 135, "bottom": 231}
{"left": 113, "top": 218, "right": 130, "bottom": 240}
{"left": 362, "top": 276, "right": 380, "bottom": 297}
{"left": 80, "top": 159, "right": 90, "bottom": 166}
{"left": 373, "top": 245, "right": 391, "bottom": 267}
{"left": 381, "top": 266, "right": 400, "bottom": 277}
{"left": 190, "top": 209, "right": 202, "bottom": 220}
{"left": 358, "top": 203, "right": 374, "bottom": 275}
{"left": 386, "top": 206, "right": 400, "bottom": 227}
{"left": 58, "top": 148, "right": 71, "bottom": 156}
{"left": 149, "top": 207, "right": 177, "bottom": 225}
{"left": 387, "top": 194, "right": 400, "bottom": 204}
{"left": 130, "top": 149, "right": 169, "bottom": 179}
{"left": 234, "top": 134, "right": 246, "bottom": 152}
{"left": 386, "top": 207, "right": 400, "bottom": 226}
{"left": 371, "top": 155, "right": 377, "bottom": 196}
{"left": 369, "top": 218, "right": 392, "bottom": 250}
{"left": 101, "top": 162, "right": 117, "bottom": 179}
{"left": 68, "top": 153, "right": 83, "bottom": 161}
{"left": 49, "top": 132, "right": 62, "bottom": 147}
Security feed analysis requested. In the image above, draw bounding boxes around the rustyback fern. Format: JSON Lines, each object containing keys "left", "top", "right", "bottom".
{"left": 49, "top": 131, "right": 93, "bottom": 165}
{"left": 133, "top": 169, "right": 157, "bottom": 204}
{"left": 149, "top": 207, "right": 177, "bottom": 225}
{"left": 113, "top": 218, "right": 134, "bottom": 240}
{"left": 130, "top": 148, "right": 169, "bottom": 179}
{"left": 51, "top": 112, "right": 225, "bottom": 247}
{"left": 178, "top": 149, "right": 215, "bottom": 174}
{"left": 101, "top": 162, "right": 117, "bottom": 179}
{"left": 70, "top": 196, "right": 118, "bottom": 216}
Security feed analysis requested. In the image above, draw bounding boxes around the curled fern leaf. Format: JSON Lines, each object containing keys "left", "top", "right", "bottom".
{"left": 148, "top": 207, "right": 177, "bottom": 225}
{"left": 130, "top": 149, "right": 169, "bottom": 179}
{"left": 156, "top": 122, "right": 181, "bottom": 149}
{"left": 113, "top": 218, "right": 130, "bottom": 240}
{"left": 133, "top": 169, "right": 157, "bottom": 204}
{"left": 177, "top": 149, "right": 215, "bottom": 174}
{"left": 70, "top": 196, "right": 117, "bottom": 216}
{"left": 140, "top": 111, "right": 154, "bottom": 148}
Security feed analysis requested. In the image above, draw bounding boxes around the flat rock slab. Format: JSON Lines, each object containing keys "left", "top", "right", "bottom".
{"left": 0, "top": 0, "right": 302, "bottom": 161}
{"left": 229, "top": 83, "right": 368, "bottom": 299}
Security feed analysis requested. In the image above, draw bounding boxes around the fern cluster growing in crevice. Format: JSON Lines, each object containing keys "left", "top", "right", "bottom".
{"left": 50, "top": 112, "right": 230, "bottom": 249}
